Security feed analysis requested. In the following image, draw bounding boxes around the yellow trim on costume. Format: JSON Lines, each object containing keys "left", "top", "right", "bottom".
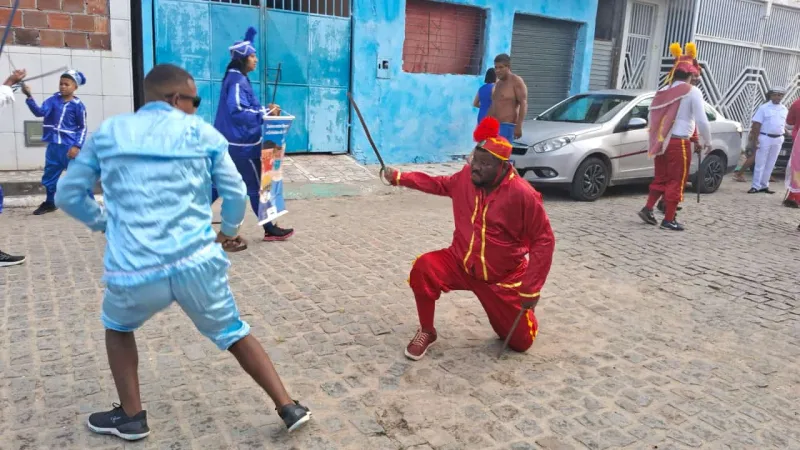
{"left": 680, "top": 139, "right": 688, "bottom": 202}
{"left": 497, "top": 281, "right": 522, "bottom": 289}
{"left": 406, "top": 254, "right": 421, "bottom": 284}
{"left": 463, "top": 196, "right": 480, "bottom": 273}
{"left": 518, "top": 291, "right": 541, "bottom": 298}
{"left": 480, "top": 205, "right": 489, "bottom": 281}
{"left": 395, "top": 170, "right": 402, "bottom": 185}
{"left": 526, "top": 310, "right": 537, "bottom": 341}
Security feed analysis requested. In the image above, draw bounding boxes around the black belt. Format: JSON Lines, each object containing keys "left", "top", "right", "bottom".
{"left": 760, "top": 132, "right": 782, "bottom": 138}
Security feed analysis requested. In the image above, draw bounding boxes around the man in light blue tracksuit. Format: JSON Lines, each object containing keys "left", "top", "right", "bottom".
{"left": 54, "top": 64, "right": 310, "bottom": 442}
{"left": 213, "top": 26, "right": 294, "bottom": 241}
{"left": 22, "top": 69, "right": 93, "bottom": 215}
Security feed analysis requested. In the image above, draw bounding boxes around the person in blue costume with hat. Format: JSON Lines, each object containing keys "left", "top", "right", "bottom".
{"left": 21, "top": 68, "right": 94, "bottom": 215}
{"left": 213, "top": 26, "right": 294, "bottom": 241}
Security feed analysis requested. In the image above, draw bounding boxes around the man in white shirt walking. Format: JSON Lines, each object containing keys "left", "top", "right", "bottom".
{"left": 638, "top": 43, "right": 711, "bottom": 231}
{"left": 747, "top": 87, "right": 788, "bottom": 194}
{"left": 0, "top": 69, "right": 28, "bottom": 267}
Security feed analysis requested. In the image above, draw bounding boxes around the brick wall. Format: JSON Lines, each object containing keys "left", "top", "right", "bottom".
{"left": 0, "top": 0, "right": 110, "bottom": 50}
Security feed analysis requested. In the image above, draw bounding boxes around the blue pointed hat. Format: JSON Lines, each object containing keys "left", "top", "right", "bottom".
{"left": 229, "top": 27, "right": 257, "bottom": 60}
{"left": 61, "top": 69, "right": 86, "bottom": 86}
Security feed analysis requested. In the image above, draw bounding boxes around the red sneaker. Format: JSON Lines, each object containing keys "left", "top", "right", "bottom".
{"left": 404, "top": 328, "right": 437, "bottom": 361}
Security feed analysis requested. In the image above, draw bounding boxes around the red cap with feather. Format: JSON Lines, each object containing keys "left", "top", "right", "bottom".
{"left": 473, "top": 117, "right": 512, "bottom": 161}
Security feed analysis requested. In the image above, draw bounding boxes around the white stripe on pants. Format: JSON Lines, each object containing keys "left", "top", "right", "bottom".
{"left": 752, "top": 134, "right": 784, "bottom": 190}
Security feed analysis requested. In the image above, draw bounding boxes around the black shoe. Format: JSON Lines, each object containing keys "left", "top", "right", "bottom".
{"left": 747, "top": 188, "right": 759, "bottom": 194}
{"left": 277, "top": 401, "right": 311, "bottom": 433}
{"left": 783, "top": 200, "right": 799, "bottom": 208}
{"left": 655, "top": 200, "right": 682, "bottom": 213}
{"left": 762, "top": 188, "right": 776, "bottom": 194}
{"left": 264, "top": 223, "right": 295, "bottom": 242}
{"left": 87, "top": 403, "right": 150, "bottom": 441}
{"left": 637, "top": 207, "right": 658, "bottom": 225}
{"left": 0, "top": 251, "right": 26, "bottom": 267}
{"left": 32, "top": 201, "right": 57, "bottom": 215}
{"left": 660, "top": 220, "right": 685, "bottom": 231}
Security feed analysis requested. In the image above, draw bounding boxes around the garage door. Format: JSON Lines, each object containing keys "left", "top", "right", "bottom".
{"left": 511, "top": 15, "right": 580, "bottom": 117}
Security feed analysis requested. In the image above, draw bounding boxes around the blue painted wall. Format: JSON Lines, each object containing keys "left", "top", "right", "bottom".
{"left": 350, "top": 0, "right": 598, "bottom": 164}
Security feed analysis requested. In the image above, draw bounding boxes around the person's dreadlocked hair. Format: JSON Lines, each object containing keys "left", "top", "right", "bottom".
{"left": 143, "top": 64, "right": 194, "bottom": 104}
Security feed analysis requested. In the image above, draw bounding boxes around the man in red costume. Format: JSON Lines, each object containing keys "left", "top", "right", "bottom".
{"left": 382, "top": 118, "right": 556, "bottom": 361}
{"left": 638, "top": 42, "right": 711, "bottom": 231}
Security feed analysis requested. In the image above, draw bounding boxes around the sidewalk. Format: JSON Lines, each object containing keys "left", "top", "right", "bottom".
{"left": 0, "top": 154, "right": 466, "bottom": 207}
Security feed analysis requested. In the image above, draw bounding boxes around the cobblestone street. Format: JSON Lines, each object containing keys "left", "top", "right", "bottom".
{"left": 1, "top": 177, "right": 799, "bottom": 450}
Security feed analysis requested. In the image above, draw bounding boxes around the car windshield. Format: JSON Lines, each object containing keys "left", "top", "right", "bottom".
{"left": 537, "top": 94, "right": 635, "bottom": 124}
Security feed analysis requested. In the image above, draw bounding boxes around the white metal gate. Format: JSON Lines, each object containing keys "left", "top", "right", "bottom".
{"left": 661, "top": 0, "right": 800, "bottom": 129}
{"left": 620, "top": 0, "right": 666, "bottom": 89}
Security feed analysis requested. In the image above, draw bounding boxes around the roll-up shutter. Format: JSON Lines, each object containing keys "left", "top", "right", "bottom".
{"left": 511, "top": 15, "right": 580, "bottom": 117}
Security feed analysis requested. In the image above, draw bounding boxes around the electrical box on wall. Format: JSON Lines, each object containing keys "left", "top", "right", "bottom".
{"left": 23, "top": 121, "right": 46, "bottom": 147}
{"left": 377, "top": 57, "right": 391, "bottom": 79}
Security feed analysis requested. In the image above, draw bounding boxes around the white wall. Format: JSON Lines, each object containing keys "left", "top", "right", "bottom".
{"left": 0, "top": 0, "right": 133, "bottom": 171}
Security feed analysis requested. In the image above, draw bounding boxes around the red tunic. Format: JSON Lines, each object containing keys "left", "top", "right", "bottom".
{"left": 393, "top": 165, "right": 555, "bottom": 301}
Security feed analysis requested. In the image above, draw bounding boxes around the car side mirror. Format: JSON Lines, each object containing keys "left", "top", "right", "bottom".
{"left": 626, "top": 117, "right": 648, "bottom": 130}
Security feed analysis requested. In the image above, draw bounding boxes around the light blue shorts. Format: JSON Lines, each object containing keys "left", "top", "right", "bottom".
{"left": 101, "top": 251, "right": 250, "bottom": 350}
{"left": 499, "top": 122, "right": 515, "bottom": 142}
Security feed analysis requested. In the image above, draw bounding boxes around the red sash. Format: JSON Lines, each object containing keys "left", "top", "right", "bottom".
{"left": 648, "top": 83, "right": 692, "bottom": 157}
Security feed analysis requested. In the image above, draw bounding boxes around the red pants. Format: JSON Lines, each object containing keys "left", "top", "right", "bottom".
{"left": 788, "top": 192, "right": 800, "bottom": 202}
{"left": 409, "top": 249, "right": 538, "bottom": 352}
{"left": 646, "top": 138, "right": 691, "bottom": 221}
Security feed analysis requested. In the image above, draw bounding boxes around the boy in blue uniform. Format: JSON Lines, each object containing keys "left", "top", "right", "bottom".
{"left": 22, "top": 69, "right": 92, "bottom": 215}
{"left": 213, "top": 26, "right": 294, "bottom": 241}
{"left": 55, "top": 64, "right": 311, "bottom": 441}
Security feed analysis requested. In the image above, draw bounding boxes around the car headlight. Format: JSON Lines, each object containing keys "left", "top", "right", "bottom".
{"left": 532, "top": 135, "right": 576, "bottom": 153}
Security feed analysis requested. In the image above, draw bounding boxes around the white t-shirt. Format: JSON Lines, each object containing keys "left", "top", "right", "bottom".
{"left": 662, "top": 81, "right": 712, "bottom": 145}
{"left": 0, "top": 85, "right": 14, "bottom": 108}
{"left": 751, "top": 101, "right": 788, "bottom": 136}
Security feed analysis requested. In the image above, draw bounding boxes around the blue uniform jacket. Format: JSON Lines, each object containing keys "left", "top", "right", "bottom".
{"left": 214, "top": 69, "right": 266, "bottom": 159}
{"left": 26, "top": 93, "right": 88, "bottom": 148}
{"left": 54, "top": 101, "right": 248, "bottom": 287}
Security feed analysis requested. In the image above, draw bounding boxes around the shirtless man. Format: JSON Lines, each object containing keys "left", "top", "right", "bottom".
{"left": 487, "top": 54, "right": 528, "bottom": 142}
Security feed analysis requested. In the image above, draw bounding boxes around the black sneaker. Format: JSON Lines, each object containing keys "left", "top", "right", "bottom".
{"left": 32, "top": 201, "right": 57, "bottom": 215}
{"left": 87, "top": 403, "right": 150, "bottom": 441}
{"left": 277, "top": 401, "right": 311, "bottom": 433}
{"left": 656, "top": 200, "right": 682, "bottom": 213}
{"left": 637, "top": 207, "right": 657, "bottom": 226}
{"left": 660, "top": 220, "right": 685, "bottom": 231}
{"left": 747, "top": 188, "right": 759, "bottom": 194}
{"left": 0, "top": 251, "right": 26, "bottom": 267}
{"left": 263, "top": 223, "right": 295, "bottom": 242}
{"left": 761, "top": 188, "right": 776, "bottom": 194}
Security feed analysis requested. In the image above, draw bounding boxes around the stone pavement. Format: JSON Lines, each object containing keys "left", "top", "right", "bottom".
{"left": 1, "top": 176, "right": 800, "bottom": 450}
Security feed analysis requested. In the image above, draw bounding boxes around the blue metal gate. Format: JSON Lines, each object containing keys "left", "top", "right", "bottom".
{"left": 153, "top": 0, "right": 351, "bottom": 154}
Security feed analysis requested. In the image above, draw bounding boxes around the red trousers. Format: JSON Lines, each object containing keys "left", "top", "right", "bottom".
{"left": 646, "top": 137, "right": 691, "bottom": 221}
{"left": 409, "top": 249, "right": 538, "bottom": 352}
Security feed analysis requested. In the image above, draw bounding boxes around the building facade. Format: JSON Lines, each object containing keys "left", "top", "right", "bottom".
{"left": 591, "top": 0, "right": 800, "bottom": 130}
{"left": 0, "top": 0, "right": 135, "bottom": 170}
{"left": 140, "top": 0, "right": 599, "bottom": 164}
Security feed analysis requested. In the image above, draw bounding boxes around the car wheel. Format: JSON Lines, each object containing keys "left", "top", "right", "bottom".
{"left": 570, "top": 157, "right": 609, "bottom": 201}
{"left": 693, "top": 153, "right": 724, "bottom": 194}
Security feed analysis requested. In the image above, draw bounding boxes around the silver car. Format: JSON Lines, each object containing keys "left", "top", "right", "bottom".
{"left": 510, "top": 90, "right": 744, "bottom": 201}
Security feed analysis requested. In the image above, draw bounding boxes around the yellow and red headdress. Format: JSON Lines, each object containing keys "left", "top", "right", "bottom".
{"left": 666, "top": 42, "right": 700, "bottom": 85}
{"left": 473, "top": 117, "right": 512, "bottom": 161}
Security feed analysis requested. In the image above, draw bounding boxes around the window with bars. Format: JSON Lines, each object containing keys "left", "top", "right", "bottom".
{"left": 207, "top": 0, "right": 351, "bottom": 17}
{"left": 402, "top": 0, "right": 486, "bottom": 75}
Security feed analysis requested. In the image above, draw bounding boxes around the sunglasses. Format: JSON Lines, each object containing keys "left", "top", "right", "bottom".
{"left": 165, "top": 93, "right": 202, "bottom": 108}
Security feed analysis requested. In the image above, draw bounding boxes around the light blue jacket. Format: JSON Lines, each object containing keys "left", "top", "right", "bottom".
{"left": 55, "top": 101, "right": 248, "bottom": 287}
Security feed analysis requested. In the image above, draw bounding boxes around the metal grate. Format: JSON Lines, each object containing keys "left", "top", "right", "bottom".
{"left": 402, "top": 0, "right": 486, "bottom": 75}
{"left": 696, "top": 0, "right": 762, "bottom": 43}
{"left": 264, "top": 0, "right": 350, "bottom": 17}
{"left": 621, "top": 1, "right": 656, "bottom": 89}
